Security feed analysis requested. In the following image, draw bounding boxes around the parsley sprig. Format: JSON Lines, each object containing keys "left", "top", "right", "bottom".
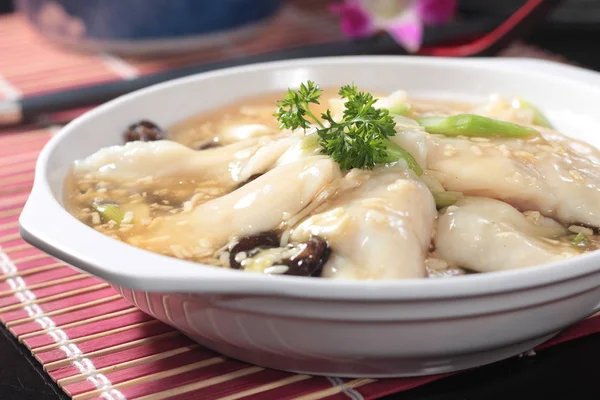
{"left": 274, "top": 81, "right": 422, "bottom": 174}
{"left": 274, "top": 81, "right": 324, "bottom": 131}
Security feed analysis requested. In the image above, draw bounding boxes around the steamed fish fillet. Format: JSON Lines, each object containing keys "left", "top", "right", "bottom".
{"left": 136, "top": 156, "right": 341, "bottom": 253}
{"left": 392, "top": 126, "right": 600, "bottom": 227}
{"left": 237, "top": 136, "right": 300, "bottom": 182}
{"left": 73, "top": 137, "right": 294, "bottom": 186}
{"left": 291, "top": 166, "right": 436, "bottom": 280}
{"left": 219, "top": 123, "right": 276, "bottom": 145}
{"left": 435, "top": 197, "right": 579, "bottom": 273}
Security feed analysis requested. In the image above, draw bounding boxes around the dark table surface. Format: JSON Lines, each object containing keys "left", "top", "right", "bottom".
{"left": 2, "top": 14, "right": 600, "bottom": 400}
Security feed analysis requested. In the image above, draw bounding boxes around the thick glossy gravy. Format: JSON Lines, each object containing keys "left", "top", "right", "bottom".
{"left": 64, "top": 90, "right": 599, "bottom": 277}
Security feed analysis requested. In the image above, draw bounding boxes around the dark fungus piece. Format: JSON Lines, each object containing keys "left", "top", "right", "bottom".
{"left": 228, "top": 233, "right": 331, "bottom": 277}
{"left": 229, "top": 231, "right": 280, "bottom": 269}
{"left": 124, "top": 120, "right": 166, "bottom": 143}
{"left": 236, "top": 174, "right": 263, "bottom": 189}
{"left": 283, "top": 236, "right": 331, "bottom": 277}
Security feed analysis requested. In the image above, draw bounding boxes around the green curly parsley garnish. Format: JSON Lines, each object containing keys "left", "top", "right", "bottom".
{"left": 274, "top": 81, "right": 324, "bottom": 131}
{"left": 274, "top": 81, "right": 422, "bottom": 174}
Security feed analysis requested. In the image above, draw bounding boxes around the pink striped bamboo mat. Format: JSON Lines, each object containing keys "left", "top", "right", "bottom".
{"left": 1, "top": 3, "right": 600, "bottom": 400}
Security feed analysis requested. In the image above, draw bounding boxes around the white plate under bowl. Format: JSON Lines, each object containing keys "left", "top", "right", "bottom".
{"left": 19, "top": 56, "right": 600, "bottom": 377}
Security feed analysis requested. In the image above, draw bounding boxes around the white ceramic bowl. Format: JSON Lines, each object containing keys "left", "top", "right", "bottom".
{"left": 20, "top": 56, "right": 600, "bottom": 377}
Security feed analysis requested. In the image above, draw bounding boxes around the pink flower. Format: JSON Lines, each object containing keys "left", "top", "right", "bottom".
{"left": 330, "top": 2, "right": 375, "bottom": 39}
{"left": 331, "top": 0, "right": 457, "bottom": 53}
{"left": 416, "top": 0, "right": 456, "bottom": 25}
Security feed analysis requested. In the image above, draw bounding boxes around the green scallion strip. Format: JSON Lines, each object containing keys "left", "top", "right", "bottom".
{"left": 432, "top": 191, "right": 464, "bottom": 209}
{"left": 571, "top": 232, "right": 590, "bottom": 247}
{"left": 300, "top": 133, "right": 320, "bottom": 151}
{"left": 92, "top": 203, "right": 124, "bottom": 224}
{"left": 417, "top": 114, "right": 538, "bottom": 138}
{"left": 512, "top": 97, "right": 553, "bottom": 128}
{"left": 388, "top": 102, "right": 412, "bottom": 117}
{"left": 381, "top": 140, "right": 423, "bottom": 176}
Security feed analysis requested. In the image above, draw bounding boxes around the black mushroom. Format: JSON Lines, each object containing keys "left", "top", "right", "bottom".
{"left": 229, "top": 231, "right": 280, "bottom": 269}
{"left": 124, "top": 120, "right": 166, "bottom": 143}
{"left": 284, "top": 236, "right": 331, "bottom": 277}
{"left": 228, "top": 232, "right": 331, "bottom": 277}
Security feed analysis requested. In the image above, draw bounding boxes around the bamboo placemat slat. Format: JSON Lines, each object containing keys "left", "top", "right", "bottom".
{"left": 1, "top": 2, "right": 600, "bottom": 399}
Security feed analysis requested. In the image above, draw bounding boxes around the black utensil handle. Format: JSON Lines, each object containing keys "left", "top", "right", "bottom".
{"left": 19, "top": 17, "right": 500, "bottom": 122}
{"left": 20, "top": 38, "right": 399, "bottom": 121}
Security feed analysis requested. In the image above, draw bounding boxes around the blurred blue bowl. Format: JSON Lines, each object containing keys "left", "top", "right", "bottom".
{"left": 17, "top": 0, "right": 281, "bottom": 56}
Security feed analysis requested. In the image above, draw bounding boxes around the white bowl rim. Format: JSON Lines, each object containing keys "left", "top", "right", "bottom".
{"left": 19, "top": 55, "right": 600, "bottom": 299}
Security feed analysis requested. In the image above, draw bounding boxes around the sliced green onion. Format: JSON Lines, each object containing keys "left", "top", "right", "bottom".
{"left": 571, "top": 232, "right": 590, "bottom": 247}
{"left": 417, "top": 114, "right": 538, "bottom": 138}
{"left": 432, "top": 191, "right": 464, "bottom": 209}
{"left": 421, "top": 174, "right": 445, "bottom": 193}
{"left": 388, "top": 102, "right": 412, "bottom": 117}
{"left": 381, "top": 140, "right": 423, "bottom": 176}
{"left": 92, "top": 203, "right": 124, "bottom": 224}
{"left": 300, "top": 132, "right": 320, "bottom": 151}
{"left": 512, "top": 97, "right": 553, "bottom": 128}
{"left": 378, "top": 91, "right": 412, "bottom": 117}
